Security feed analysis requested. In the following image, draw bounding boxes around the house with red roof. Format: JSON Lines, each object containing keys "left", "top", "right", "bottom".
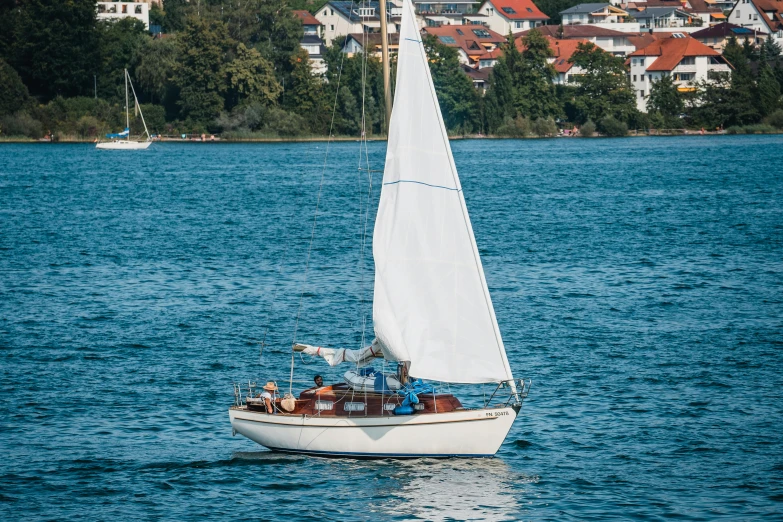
{"left": 423, "top": 25, "right": 507, "bottom": 66}
{"left": 628, "top": 34, "right": 732, "bottom": 111}
{"left": 294, "top": 10, "right": 328, "bottom": 74}
{"left": 727, "top": 0, "right": 783, "bottom": 44}
{"left": 477, "top": 0, "right": 549, "bottom": 35}
{"left": 517, "top": 25, "right": 641, "bottom": 56}
{"left": 514, "top": 34, "right": 607, "bottom": 84}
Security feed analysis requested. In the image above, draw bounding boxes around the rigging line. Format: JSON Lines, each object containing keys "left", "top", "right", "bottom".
{"left": 290, "top": 0, "right": 357, "bottom": 395}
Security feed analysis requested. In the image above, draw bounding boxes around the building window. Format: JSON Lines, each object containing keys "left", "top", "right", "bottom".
{"left": 502, "top": 7, "right": 516, "bottom": 14}
{"left": 640, "top": 58, "right": 645, "bottom": 66}
{"left": 633, "top": 74, "right": 637, "bottom": 81}
{"left": 456, "top": 28, "right": 464, "bottom": 35}
{"left": 680, "top": 56, "right": 696, "bottom": 65}
{"left": 122, "top": 4, "right": 127, "bottom": 13}
{"left": 639, "top": 90, "right": 645, "bottom": 97}
{"left": 753, "top": 14, "right": 758, "bottom": 20}
{"left": 516, "top": 21, "right": 522, "bottom": 28}
{"left": 648, "top": 74, "right": 652, "bottom": 81}
{"left": 736, "top": 10, "right": 740, "bottom": 17}
{"left": 135, "top": 5, "right": 143, "bottom": 14}
{"left": 330, "top": 25, "right": 335, "bottom": 31}
{"left": 439, "top": 35, "right": 457, "bottom": 44}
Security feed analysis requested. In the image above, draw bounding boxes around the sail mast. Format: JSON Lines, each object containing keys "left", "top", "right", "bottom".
{"left": 124, "top": 69, "right": 130, "bottom": 141}
{"left": 378, "top": 0, "right": 392, "bottom": 131}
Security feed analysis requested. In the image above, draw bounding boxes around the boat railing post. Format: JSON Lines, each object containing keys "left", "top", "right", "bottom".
{"left": 484, "top": 382, "right": 503, "bottom": 409}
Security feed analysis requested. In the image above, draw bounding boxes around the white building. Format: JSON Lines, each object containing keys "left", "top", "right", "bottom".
{"left": 561, "top": 3, "right": 629, "bottom": 24}
{"left": 629, "top": 34, "right": 732, "bottom": 112}
{"left": 727, "top": 0, "right": 783, "bottom": 44}
{"left": 97, "top": 2, "right": 150, "bottom": 29}
{"left": 315, "top": 1, "right": 401, "bottom": 46}
{"left": 628, "top": 6, "right": 703, "bottom": 33}
{"left": 477, "top": 0, "right": 549, "bottom": 34}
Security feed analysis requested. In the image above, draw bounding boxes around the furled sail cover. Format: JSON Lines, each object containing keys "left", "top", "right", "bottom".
{"left": 372, "top": 0, "right": 514, "bottom": 384}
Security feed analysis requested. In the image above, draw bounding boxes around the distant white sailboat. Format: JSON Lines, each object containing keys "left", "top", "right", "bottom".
{"left": 96, "top": 69, "right": 152, "bottom": 150}
{"left": 229, "top": 0, "right": 530, "bottom": 458}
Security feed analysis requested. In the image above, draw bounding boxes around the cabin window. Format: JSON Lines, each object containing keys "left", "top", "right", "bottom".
{"left": 315, "top": 400, "right": 334, "bottom": 411}
{"left": 344, "top": 402, "right": 365, "bottom": 412}
{"left": 383, "top": 403, "right": 396, "bottom": 411}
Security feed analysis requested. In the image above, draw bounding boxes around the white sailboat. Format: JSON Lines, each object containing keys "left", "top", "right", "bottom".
{"left": 229, "top": 0, "right": 530, "bottom": 458}
{"left": 96, "top": 69, "right": 152, "bottom": 150}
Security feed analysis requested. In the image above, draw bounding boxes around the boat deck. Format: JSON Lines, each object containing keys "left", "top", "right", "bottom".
{"left": 244, "top": 383, "right": 463, "bottom": 417}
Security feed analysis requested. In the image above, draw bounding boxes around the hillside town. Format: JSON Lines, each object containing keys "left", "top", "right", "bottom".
{"left": 1, "top": 0, "right": 782, "bottom": 139}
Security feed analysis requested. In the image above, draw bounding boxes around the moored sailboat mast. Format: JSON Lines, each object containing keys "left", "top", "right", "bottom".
{"left": 379, "top": 0, "right": 392, "bottom": 131}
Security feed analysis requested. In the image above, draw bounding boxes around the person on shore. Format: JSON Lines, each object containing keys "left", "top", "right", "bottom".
{"left": 259, "top": 382, "right": 278, "bottom": 414}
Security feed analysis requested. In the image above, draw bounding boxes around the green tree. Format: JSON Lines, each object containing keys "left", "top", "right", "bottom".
{"left": 97, "top": 18, "right": 150, "bottom": 100}
{"left": 757, "top": 64, "right": 781, "bottom": 116}
{"left": 424, "top": 35, "right": 481, "bottom": 133}
{"left": 283, "top": 48, "right": 330, "bottom": 133}
{"left": 173, "top": 17, "right": 233, "bottom": 125}
{"left": 723, "top": 36, "right": 759, "bottom": 124}
{"left": 568, "top": 42, "right": 636, "bottom": 123}
{"left": 484, "top": 35, "right": 520, "bottom": 132}
{"left": 225, "top": 43, "right": 282, "bottom": 108}
{"left": 136, "top": 37, "right": 178, "bottom": 104}
{"left": 516, "top": 29, "right": 560, "bottom": 119}
{"left": 760, "top": 35, "right": 782, "bottom": 62}
{"left": 647, "top": 74, "right": 683, "bottom": 123}
{"left": 162, "top": 0, "right": 189, "bottom": 32}
{"left": 8, "top": 0, "right": 100, "bottom": 99}
{"left": 0, "top": 59, "right": 31, "bottom": 117}
{"left": 220, "top": 0, "right": 303, "bottom": 74}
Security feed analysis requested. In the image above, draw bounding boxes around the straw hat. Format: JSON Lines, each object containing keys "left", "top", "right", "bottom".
{"left": 262, "top": 381, "right": 278, "bottom": 392}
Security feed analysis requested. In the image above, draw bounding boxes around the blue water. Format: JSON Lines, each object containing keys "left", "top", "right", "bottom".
{"left": 1, "top": 137, "right": 782, "bottom": 520}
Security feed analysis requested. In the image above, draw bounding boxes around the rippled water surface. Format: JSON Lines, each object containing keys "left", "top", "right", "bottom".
{"left": 2, "top": 137, "right": 782, "bottom": 520}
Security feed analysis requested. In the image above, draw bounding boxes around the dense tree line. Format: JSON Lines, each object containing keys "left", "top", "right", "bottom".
{"left": 1, "top": 0, "right": 781, "bottom": 140}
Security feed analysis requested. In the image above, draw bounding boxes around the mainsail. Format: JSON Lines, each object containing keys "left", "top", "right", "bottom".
{"left": 372, "top": 0, "right": 514, "bottom": 384}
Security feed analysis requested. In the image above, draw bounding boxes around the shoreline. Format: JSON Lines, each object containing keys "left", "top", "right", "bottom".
{"left": 0, "top": 130, "right": 779, "bottom": 144}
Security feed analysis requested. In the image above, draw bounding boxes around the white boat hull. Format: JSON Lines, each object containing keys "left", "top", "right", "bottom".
{"left": 229, "top": 406, "right": 517, "bottom": 458}
{"left": 96, "top": 140, "right": 152, "bottom": 150}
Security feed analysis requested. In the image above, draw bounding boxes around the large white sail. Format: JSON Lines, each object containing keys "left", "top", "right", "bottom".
{"left": 372, "top": 0, "right": 514, "bottom": 384}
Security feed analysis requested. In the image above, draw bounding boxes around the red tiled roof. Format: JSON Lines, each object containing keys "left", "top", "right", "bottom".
{"left": 478, "top": 48, "right": 504, "bottom": 60}
{"left": 746, "top": 0, "right": 783, "bottom": 33}
{"left": 423, "top": 25, "right": 506, "bottom": 58}
{"left": 513, "top": 34, "right": 595, "bottom": 73}
{"left": 517, "top": 25, "right": 628, "bottom": 38}
{"left": 293, "top": 10, "right": 322, "bottom": 26}
{"left": 486, "top": 0, "right": 549, "bottom": 20}
{"left": 629, "top": 35, "right": 720, "bottom": 71}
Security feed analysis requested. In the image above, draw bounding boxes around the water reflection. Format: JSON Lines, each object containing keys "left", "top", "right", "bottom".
{"left": 377, "top": 458, "right": 535, "bottom": 521}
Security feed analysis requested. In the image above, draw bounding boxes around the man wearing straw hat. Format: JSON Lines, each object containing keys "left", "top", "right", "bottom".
{"left": 259, "top": 382, "right": 278, "bottom": 414}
